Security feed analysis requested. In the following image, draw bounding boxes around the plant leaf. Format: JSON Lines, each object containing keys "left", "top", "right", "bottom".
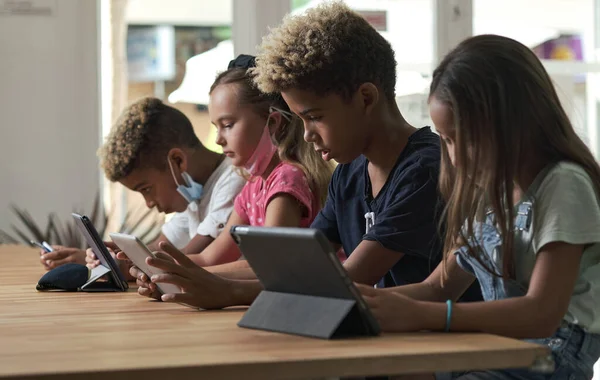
{"left": 98, "top": 211, "right": 109, "bottom": 240}
{"left": 3, "top": 189, "right": 165, "bottom": 249}
{"left": 10, "top": 225, "right": 34, "bottom": 245}
{"left": 94, "top": 192, "right": 109, "bottom": 240}
{"left": 10, "top": 204, "right": 45, "bottom": 242}
{"left": 44, "top": 214, "right": 55, "bottom": 243}
{"left": 49, "top": 213, "right": 66, "bottom": 246}
{"left": 66, "top": 221, "right": 83, "bottom": 249}
{"left": 0, "top": 229, "right": 20, "bottom": 244}
{"left": 89, "top": 192, "right": 101, "bottom": 226}
{"left": 119, "top": 209, "right": 133, "bottom": 234}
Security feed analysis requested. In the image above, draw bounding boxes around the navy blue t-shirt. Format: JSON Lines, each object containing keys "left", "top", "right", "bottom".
{"left": 312, "top": 127, "right": 481, "bottom": 301}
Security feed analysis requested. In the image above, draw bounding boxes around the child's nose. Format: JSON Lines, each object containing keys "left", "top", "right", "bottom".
{"left": 145, "top": 198, "right": 156, "bottom": 209}
{"left": 303, "top": 127, "right": 317, "bottom": 143}
{"left": 215, "top": 132, "right": 226, "bottom": 146}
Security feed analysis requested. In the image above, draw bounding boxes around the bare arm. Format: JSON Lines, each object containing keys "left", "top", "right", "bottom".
{"left": 146, "top": 194, "right": 306, "bottom": 308}
{"left": 202, "top": 193, "right": 305, "bottom": 279}
{"left": 205, "top": 260, "right": 257, "bottom": 280}
{"left": 182, "top": 235, "right": 215, "bottom": 255}
{"left": 342, "top": 240, "right": 405, "bottom": 285}
{"left": 148, "top": 229, "right": 214, "bottom": 253}
{"left": 214, "top": 192, "right": 308, "bottom": 302}
{"left": 362, "top": 242, "right": 583, "bottom": 338}
{"left": 389, "top": 252, "right": 476, "bottom": 302}
{"left": 148, "top": 242, "right": 263, "bottom": 308}
{"left": 420, "top": 242, "right": 582, "bottom": 338}
{"left": 185, "top": 211, "right": 247, "bottom": 267}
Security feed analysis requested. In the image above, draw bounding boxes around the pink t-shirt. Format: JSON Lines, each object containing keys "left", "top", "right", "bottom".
{"left": 234, "top": 162, "right": 319, "bottom": 227}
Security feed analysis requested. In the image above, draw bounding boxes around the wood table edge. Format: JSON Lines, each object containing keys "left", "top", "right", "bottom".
{"left": 0, "top": 343, "right": 550, "bottom": 380}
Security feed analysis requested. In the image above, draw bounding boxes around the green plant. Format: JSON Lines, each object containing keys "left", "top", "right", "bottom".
{"left": 0, "top": 194, "right": 161, "bottom": 248}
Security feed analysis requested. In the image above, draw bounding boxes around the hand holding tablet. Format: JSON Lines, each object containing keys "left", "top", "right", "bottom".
{"left": 109, "top": 233, "right": 181, "bottom": 296}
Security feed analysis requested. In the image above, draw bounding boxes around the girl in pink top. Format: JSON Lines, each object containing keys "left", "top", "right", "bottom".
{"left": 234, "top": 161, "right": 319, "bottom": 228}
{"left": 170, "top": 54, "right": 335, "bottom": 268}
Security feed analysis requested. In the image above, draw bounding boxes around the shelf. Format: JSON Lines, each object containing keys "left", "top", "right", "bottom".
{"left": 541, "top": 60, "right": 600, "bottom": 75}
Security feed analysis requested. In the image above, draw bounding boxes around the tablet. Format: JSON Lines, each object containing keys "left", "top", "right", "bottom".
{"left": 229, "top": 226, "right": 380, "bottom": 336}
{"left": 109, "top": 232, "right": 181, "bottom": 295}
{"left": 71, "top": 213, "right": 128, "bottom": 291}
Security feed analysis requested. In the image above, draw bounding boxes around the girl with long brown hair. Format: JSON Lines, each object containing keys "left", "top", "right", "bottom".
{"left": 358, "top": 34, "right": 600, "bottom": 379}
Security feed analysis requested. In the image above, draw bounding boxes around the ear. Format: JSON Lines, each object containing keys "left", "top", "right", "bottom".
{"left": 167, "top": 148, "right": 188, "bottom": 173}
{"left": 267, "top": 112, "right": 284, "bottom": 136}
{"left": 356, "top": 83, "right": 379, "bottom": 115}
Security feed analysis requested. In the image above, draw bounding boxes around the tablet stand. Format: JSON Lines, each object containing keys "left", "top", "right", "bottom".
{"left": 238, "top": 290, "right": 373, "bottom": 339}
{"left": 79, "top": 265, "right": 128, "bottom": 292}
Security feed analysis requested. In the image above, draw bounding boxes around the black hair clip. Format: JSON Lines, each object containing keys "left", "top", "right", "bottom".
{"left": 228, "top": 54, "right": 257, "bottom": 70}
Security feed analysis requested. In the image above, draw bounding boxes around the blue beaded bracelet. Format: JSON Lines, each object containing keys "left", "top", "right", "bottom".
{"left": 445, "top": 299, "right": 453, "bottom": 332}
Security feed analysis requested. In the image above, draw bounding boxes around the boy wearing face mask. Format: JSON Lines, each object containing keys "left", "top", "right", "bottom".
{"left": 40, "top": 97, "right": 246, "bottom": 272}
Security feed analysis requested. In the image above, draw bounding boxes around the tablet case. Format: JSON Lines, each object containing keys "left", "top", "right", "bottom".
{"left": 37, "top": 263, "right": 93, "bottom": 291}
{"left": 72, "top": 213, "right": 128, "bottom": 292}
{"left": 230, "top": 226, "right": 380, "bottom": 339}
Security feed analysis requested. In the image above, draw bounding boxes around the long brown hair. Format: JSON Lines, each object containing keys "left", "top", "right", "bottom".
{"left": 210, "top": 67, "right": 334, "bottom": 207}
{"left": 430, "top": 34, "right": 600, "bottom": 280}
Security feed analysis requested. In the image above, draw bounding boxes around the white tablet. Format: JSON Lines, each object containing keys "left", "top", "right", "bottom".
{"left": 109, "top": 233, "right": 181, "bottom": 295}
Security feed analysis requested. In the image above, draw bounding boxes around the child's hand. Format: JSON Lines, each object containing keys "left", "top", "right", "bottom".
{"left": 87, "top": 245, "right": 133, "bottom": 281}
{"left": 147, "top": 241, "right": 237, "bottom": 310}
{"left": 356, "top": 284, "right": 427, "bottom": 332}
{"left": 39, "top": 248, "right": 51, "bottom": 270}
{"left": 104, "top": 241, "right": 120, "bottom": 252}
{"left": 85, "top": 247, "right": 119, "bottom": 268}
{"left": 85, "top": 248, "right": 101, "bottom": 269}
{"left": 40, "top": 246, "right": 86, "bottom": 270}
{"left": 131, "top": 265, "right": 161, "bottom": 300}
{"left": 116, "top": 250, "right": 167, "bottom": 300}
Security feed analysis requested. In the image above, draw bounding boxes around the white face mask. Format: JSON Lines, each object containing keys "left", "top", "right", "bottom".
{"left": 167, "top": 158, "right": 204, "bottom": 204}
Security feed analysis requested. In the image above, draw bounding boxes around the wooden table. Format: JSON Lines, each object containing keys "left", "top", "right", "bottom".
{"left": 0, "top": 245, "right": 550, "bottom": 379}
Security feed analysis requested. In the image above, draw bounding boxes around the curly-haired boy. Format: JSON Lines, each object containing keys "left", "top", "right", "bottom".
{"left": 252, "top": 2, "right": 480, "bottom": 295}
{"left": 40, "top": 97, "right": 245, "bottom": 271}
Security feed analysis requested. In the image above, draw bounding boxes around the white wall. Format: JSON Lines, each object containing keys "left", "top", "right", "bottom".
{"left": 0, "top": 0, "right": 101, "bottom": 236}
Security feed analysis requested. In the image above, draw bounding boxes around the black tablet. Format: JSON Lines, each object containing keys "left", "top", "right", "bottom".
{"left": 230, "top": 226, "right": 380, "bottom": 338}
{"left": 72, "top": 213, "right": 128, "bottom": 291}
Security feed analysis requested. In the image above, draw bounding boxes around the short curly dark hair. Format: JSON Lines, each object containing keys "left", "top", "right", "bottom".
{"left": 252, "top": 1, "right": 396, "bottom": 100}
{"left": 99, "top": 97, "right": 201, "bottom": 181}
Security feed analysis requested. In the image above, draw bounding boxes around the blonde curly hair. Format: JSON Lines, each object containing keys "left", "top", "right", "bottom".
{"left": 252, "top": 1, "right": 396, "bottom": 100}
{"left": 99, "top": 97, "right": 201, "bottom": 181}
